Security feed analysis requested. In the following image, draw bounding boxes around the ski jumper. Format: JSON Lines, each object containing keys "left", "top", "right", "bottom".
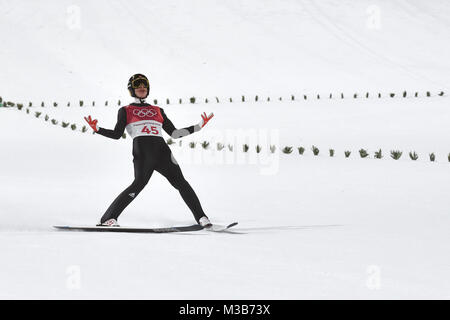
{"left": 95, "top": 102, "right": 207, "bottom": 223}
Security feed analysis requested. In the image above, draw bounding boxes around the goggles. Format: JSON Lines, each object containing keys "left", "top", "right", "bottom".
{"left": 131, "top": 77, "right": 149, "bottom": 89}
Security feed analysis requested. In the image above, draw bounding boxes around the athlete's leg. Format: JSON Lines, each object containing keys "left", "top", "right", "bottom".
{"left": 155, "top": 152, "right": 207, "bottom": 223}
{"left": 100, "top": 158, "right": 154, "bottom": 223}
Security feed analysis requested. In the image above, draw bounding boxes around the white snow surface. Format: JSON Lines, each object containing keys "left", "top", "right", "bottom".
{"left": 1, "top": 0, "right": 450, "bottom": 101}
{"left": 0, "top": 0, "right": 449, "bottom": 299}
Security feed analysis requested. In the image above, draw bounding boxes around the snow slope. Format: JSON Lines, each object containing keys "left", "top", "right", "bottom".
{"left": 1, "top": 0, "right": 449, "bottom": 102}
{"left": 0, "top": 0, "right": 450, "bottom": 299}
{"left": 1, "top": 96, "right": 450, "bottom": 299}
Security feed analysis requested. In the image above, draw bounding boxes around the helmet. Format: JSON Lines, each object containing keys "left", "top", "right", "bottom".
{"left": 128, "top": 74, "right": 150, "bottom": 99}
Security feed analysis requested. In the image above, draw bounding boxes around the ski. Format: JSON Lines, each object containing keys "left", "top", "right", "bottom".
{"left": 206, "top": 222, "right": 238, "bottom": 232}
{"left": 53, "top": 224, "right": 203, "bottom": 234}
{"left": 53, "top": 222, "right": 238, "bottom": 234}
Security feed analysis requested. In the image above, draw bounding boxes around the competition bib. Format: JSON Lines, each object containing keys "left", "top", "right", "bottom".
{"left": 126, "top": 119, "right": 163, "bottom": 138}
{"left": 124, "top": 105, "right": 164, "bottom": 139}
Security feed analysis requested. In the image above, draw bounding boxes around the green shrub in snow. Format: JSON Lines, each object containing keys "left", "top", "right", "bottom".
{"left": 391, "top": 150, "right": 402, "bottom": 160}
{"left": 429, "top": 153, "right": 436, "bottom": 162}
{"left": 359, "top": 149, "right": 369, "bottom": 158}
{"left": 201, "top": 141, "right": 210, "bottom": 149}
{"left": 298, "top": 147, "right": 305, "bottom": 155}
{"left": 311, "top": 145, "right": 320, "bottom": 156}
{"left": 374, "top": 149, "right": 383, "bottom": 159}
{"left": 409, "top": 151, "right": 418, "bottom": 161}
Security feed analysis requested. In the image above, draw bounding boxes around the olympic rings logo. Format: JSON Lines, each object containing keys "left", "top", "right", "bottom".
{"left": 133, "top": 108, "right": 157, "bottom": 118}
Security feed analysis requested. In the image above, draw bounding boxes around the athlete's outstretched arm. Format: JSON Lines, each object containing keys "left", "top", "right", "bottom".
{"left": 161, "top": 108, "right": 214, "bottom": 139}
{"left": 84, "top": 107, "right": 127, "bottom": 140}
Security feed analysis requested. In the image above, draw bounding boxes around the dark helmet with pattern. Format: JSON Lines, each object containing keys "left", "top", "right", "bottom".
{"left": 128, "top": 74, "right": 150, "bottom": 99}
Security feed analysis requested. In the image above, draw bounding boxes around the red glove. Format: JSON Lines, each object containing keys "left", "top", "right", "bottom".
{"left": 199, "top": 112, "right": 214, "bottom": 128}
{"left": 84, "top": 115, "right": 99, "bottom": 132}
